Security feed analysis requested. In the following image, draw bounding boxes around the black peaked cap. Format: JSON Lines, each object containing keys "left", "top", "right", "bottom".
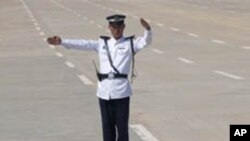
{"left": 106, "top": 14, "right": 126, "bottom": 23}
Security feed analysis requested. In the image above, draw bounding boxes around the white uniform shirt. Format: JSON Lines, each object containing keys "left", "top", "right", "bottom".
{"left": 62, "top": 30, "right": 152, "bottom": 100}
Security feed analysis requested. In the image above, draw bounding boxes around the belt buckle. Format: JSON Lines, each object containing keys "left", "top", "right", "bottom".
{"left": 108, "top": 72, "right": 115, "bottom": 80}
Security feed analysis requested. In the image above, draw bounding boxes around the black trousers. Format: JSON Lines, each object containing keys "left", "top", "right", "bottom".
{"left": 99, "top": 97, "right": 130, "bottom": 141}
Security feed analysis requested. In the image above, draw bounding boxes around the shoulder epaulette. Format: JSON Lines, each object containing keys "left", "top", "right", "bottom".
{"left": 125, "top": 35, "right": 135, "bottom": 40}
{"left": 99, "top": 36, "right": 110, "bottom": 40}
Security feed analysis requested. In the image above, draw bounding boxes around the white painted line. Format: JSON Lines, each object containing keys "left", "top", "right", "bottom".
{"left": 39, "top": 32, "right": 45, "bottom": 36}
{"left": 187, "top": 32, "right": 199, "bottom": 38}
{"left": 55, "top": 52, "right": 64, "bottom": 58}
{"left": 130, "top": 124, "right": 159, "bottom": 141}
{"left": 156, "top": 23, "right": 164, "bottom": 27}
{"left": 97, "top": 25, "right": 103, "bottom": 29}
{"left": 211, "top": 39, "right": 225, "bottom": 45}
{"left": 152, "top": 49, "right": 164, "bottom": 54}
{"left": 132, "top": 15, "right": 140, "bottom": 19}
{"left": 78, "top": 75, "right": 93, "bottom": 85}
{"left": 213, "top": 70, "right": 244, "bottom": 80}
{"left": 49, "top": 45, "right": 55, "bottom": 49}
{"left": 65, "top": 61, "right": 75, "bottom": 68}
{"left": 34, "top": 22, "right": 39, "bottom": 26}
{"left": 169, "top": 27, "right": 180, "bottom": 32}
{"left": 178, "top": 57, "right": 195, "bottom": 64}
{"left": 242, "top": 46, "right": 250, "bottom": 50}
{"left": 36, "top": 27, "right": 41, "bottom": 31}
{"left": 20, "top": 0, "right": 33, "bottom": 18}
{"left": 31, "top": 18, "right": 36, "bottom": 22}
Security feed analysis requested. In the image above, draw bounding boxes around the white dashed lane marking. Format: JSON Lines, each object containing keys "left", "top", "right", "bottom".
{"left": 155, "top": 23, "right": 164, "bottom": 27}
{"left": 132, "top": 15, "right": 139, "bottom": 19}
{"left": 36, "top": 27, "right": 41, "bottom": 31}
{"left": 211, "top": 39, "right": 225, "bottom": 45}
{"left": 178, "top": 57, "right": 195, "bottom": 64}
{"left": 242, "top": 46, "right": 250, "bottom": 50}
{"left": 55, "top": 52, "right": 64, "bottom": 58}
{"left": 186, "top": 32, "right": 199, "bottom": 38}
{"left": 31, "top": 18, "right": 36, "bottom": 22}
{"left": 39, "top": 32, "right": 45, "bottom": 36}
{"left": 34, "top": 22, "right": 38, "bottom": 26}
{"left": 152, "top": 49, "right": 164, "bottom": 54}
{"left": 78, "top": 75, "right": 94, "bottom": 85}
{"left": 213, "top": 70, "right": 244, "bottom": 80}
{"left": 130, "top": 124, "right": 160, "bottom": 141}
{"left": 49, "top": 45, "right": 55, "bottom": 49}
{"left": 169, "top": 27, "right": 180, "bottom": 32}
{"left": 65, "top": 61, "right": 75, "bottom": 68}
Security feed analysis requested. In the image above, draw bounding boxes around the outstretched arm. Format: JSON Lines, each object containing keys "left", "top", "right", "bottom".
{"left": 47, "top": 36, "right": 99, "bottom": 51}
{"left": 140, "top": 18, "right": 151, "bottom": 31}
{"left": 133, "top": 18, "right": 152, "bottom": 52}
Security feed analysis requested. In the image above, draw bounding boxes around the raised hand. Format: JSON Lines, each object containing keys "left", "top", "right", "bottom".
{"left": 140, "top": 18, "right": 151, "bottom": 31}
{"left": 47, "top": 36, "right": 62, "bottom": 45}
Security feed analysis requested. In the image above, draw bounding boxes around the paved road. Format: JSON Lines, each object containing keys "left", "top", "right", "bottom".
{"left": 0, "top": 0, "right": 250, "bottom": 141}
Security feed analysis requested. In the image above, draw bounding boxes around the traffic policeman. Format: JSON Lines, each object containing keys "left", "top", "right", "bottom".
{"left": 47, "top": 14, "right": 152, "bottom": 141}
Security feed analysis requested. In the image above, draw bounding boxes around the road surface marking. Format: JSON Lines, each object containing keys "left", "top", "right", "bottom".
{"left": 130, "top": 124, "right": 159, "bottom": 141}
{"left": 178, "top": 57, "right": 195, "bottom": 64}
{"left": 36, "top": 27, "right": 41, "bottom": 31}
{"left": 213, "top": 70, "right": 244, "bottom": 80}
{"left": 78, "top": 75, "right": 93, "bottom": 85}
{"left": 187, "top": 32, "right": 199, "bottom": 38}
{"left": 34, "top": 22, "right": 38, "bottom": 26}
{"left": 55, "top": 52, "right": 64, "bottom": 58}
{"left": 152, "top": 49, "right": 164, "bottom": 54}
{"left": 97, "top": 25, "right": 103, "bottom": 29}
{"left": 242, "top": 46, "right": 250, "bottom": 50}
{"left": 65, "top": 61, "right": 75, "bottom": 68}
{"left": 31, "top": 18, "right": 36, "bottom": 22}
{"left": 211, "top": 39, "right": 225, "bottom": 45}
{"left": 39, "top": 32, "right": 45, "bottom": 36}
{"left": 49, "top": 45, "right": 55, "bottom": 49}
{"left": 132, "top": 15, "right": 140, "bottom": 19}
{"left": 169, "top": 27, "right": 180, "bottom": 32}
{"left": 156, "top": 23, "right": 164, "bottom": 27}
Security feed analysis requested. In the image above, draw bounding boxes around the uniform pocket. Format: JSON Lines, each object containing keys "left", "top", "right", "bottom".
{"left": 117, "top": 45, "right": 130, "bottom": 54}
